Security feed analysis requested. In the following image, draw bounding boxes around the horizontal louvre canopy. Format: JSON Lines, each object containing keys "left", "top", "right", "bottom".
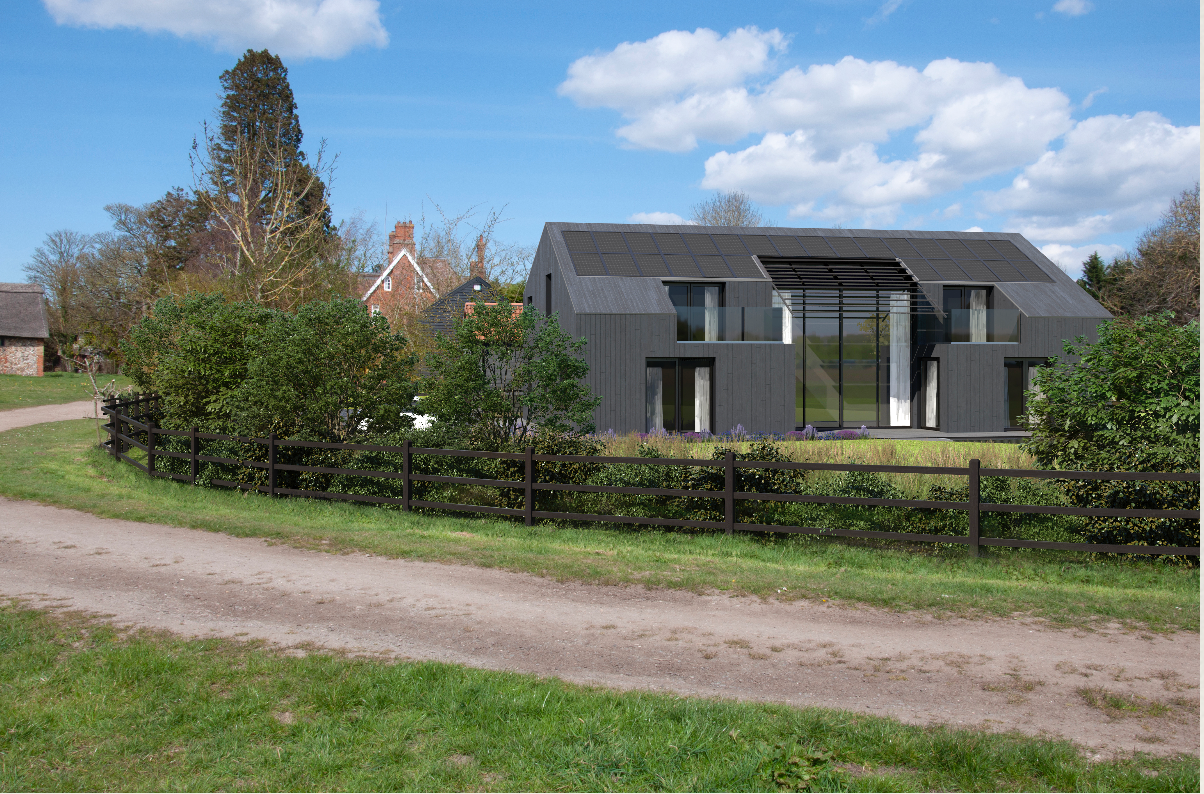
{"left": 760, "top": 257, "right": 919, "bottom": 294}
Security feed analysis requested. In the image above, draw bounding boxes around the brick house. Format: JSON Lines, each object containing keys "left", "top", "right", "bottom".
{"left": 0, "top": 283, "right": 49, "bottom": 376}
{"left": 359, "top": 221, "right": 476, "bottom": 318}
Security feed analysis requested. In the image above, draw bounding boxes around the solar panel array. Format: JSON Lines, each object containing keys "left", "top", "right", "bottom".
{"left": 560, "top": 231, "right": 1053, "bottom": 283}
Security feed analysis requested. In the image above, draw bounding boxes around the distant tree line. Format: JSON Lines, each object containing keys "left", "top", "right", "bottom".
{"left": 1077, "top": 184, "right": 1199, "bottom": 324}
{"left": 23, "top": 49, "right": 532, "bottom": 370}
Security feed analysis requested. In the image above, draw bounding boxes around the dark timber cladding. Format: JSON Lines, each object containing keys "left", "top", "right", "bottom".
{"left": 562, "top": 229, "right": 1054, "bottom": 283}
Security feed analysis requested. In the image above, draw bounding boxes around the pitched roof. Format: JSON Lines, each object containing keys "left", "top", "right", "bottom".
{"left": 0, "top": 283, "right": 49, "bottom": 338}
{"left": 421, "top": 276, "right": 496, "bottom": 334}
{"left": 542, "top": 223, "right": 1110, "bottom": 319}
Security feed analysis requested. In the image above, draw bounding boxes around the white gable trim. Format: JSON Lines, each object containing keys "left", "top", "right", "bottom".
{"left": 361, "top": 249, "right": 439, "bottom": 301}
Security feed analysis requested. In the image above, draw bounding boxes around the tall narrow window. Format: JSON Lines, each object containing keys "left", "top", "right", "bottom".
{"left": 383, "top": 275, "right": 392, "bottom": 291}
{"left": 545, "top": 273, "right": 552, "bottom": 317}
{"left": 888, "top": 292, "right": 910, "bottom": 426}
{"left": 922, "top": 359, "right": 939, "bottom": 429}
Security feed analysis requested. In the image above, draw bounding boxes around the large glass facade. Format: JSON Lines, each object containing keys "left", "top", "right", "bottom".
{"left": 792, "top": 291, "right": 909, "bottom": 428}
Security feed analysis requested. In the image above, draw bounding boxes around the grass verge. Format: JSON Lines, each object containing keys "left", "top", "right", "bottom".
{"left": 0, "top": 372, "right": 133, "bottom": 410}
{"left": 0, "top": 601, "right": 1196, "bottom": 792}
{"left": 0, "top": 420, "right": 1198, "bottom": 633}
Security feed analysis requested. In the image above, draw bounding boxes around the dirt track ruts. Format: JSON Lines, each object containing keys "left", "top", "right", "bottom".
{"left": 1, "top": 496, "right": 1197, "bottom": 756}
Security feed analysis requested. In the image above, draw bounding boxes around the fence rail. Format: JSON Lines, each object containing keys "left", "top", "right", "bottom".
{"left": 101, "top": 393, "right": 1200, "bottom": 558}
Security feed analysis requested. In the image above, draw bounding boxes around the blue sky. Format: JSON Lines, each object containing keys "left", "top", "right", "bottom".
{"left": 2, "top": 0, "right": 1198, "bottom": 283}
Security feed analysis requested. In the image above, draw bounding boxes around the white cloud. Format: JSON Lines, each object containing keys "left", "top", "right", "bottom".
{"left": 43, "top": 0, "right": 388, "bottom": 59}
{"left": 628, "top": 211, "right": 691, "bottom": 225}
{"left": 1052, "top": 0, "right": 1093, "bottom": 17}
{"left": 866, "top": 0, "right": 905, "bottom": 25}
{"left": 961, "top": 226, "right": 984, "bottom": 232}
{"left": 1039, "top": 243, "right": 1126, "bottom": 277}
{"left": 558, "top": 27, "right": 785, "bottom": 113}
{"left": 985, "top": 112, "right": 1200, "bottom": 242}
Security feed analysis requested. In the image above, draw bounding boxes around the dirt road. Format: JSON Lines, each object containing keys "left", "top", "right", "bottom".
{"left": 0, "top": 400, "right": 95, "bottom": 432}
{"left": 1, "top": 497, "right": 1197, "bottom": 756}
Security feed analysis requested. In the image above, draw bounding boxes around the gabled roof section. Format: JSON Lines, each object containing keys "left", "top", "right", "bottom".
{"left": 362, "top": 248, "right": 438, "bottom": 300}
{"left": 422, "top": 276, "right": 495, "bottom": 334}
{"left": 0, "top": 283, "right": 49, "bottom": 338}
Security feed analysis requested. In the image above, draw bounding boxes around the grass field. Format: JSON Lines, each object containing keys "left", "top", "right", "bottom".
{"left": 0, "top": 419, "right": 1197, "bottom": 633}
{"left": 0, "top": 372, "right": 134, "bottom": 410}
{"left": 0, "top": 601, "right": 1195, "bottom": 792}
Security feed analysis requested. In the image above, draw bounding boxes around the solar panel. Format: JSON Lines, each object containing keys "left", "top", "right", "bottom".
{"left": 695, "top": 255, "right": 731, "bottom": 277}
{"left": 653, "top": 233, "right": 690, "bottom": 254}
{"left": 602, "top": 252, "right": 639, "bottom": 276}
{"left": 986, "top": 239, "right": 1025, "bottom": 259}
{"left": 727, "top": 255, "right": 763, "bottom": 278}
{"left": 984, "top": 260, "right": 1025, "bottom": 281}
{"left": 927, "top": 259, "right": 969, "bottom": 280}
{"left": 767, "top": 236, "right": 808, "bottom": 256}
{"left": 683, "top": 234, "right": 721, "bottom": 256}
{"left": 623, "top": 232, "right": 659, "bottom": 254}
{"left": 909, "top": 239, "right": 948, "bottom": 259}
{"left": 853, "top": 237, "right": 895, "bottom": 258}
{"left": 710, "top": 234, "right": 750, "bottom": 256}
{"left": 1011, "top": 259, "right": 1054, "bottom": 282}
{"left": 956, "top": 260, "right": 998, "bottom": 282}
{"left": 883, "top": 238, "right": 921, "bottom": 259}
{"left": 592, "top": 231, "right": 628, "bottom": 252}
{"left": 963, "top": 239, "right": 1004, "bottom": 260}
{"left": 936, "top": 239, "right": 975, "bottom": 259}
{"left": 798, "top": 236, "right": 836, "bottom": 257}
{"left": 634, "top": 254, "right": 670, "bottom": 277}
{"left": 901, "top": 258, "right": 941, "bottom": 281}
{"left": 664, "top": 254, "right": 701, "bottom": 277}
{"left": 570, "top": 251, "right": 605, "bottom": 276}
{"left": 825, "top": 237, "right": 866, "bottom": 257}
{"left": 562, "top": 231, "right": 597, "bottom": 252}
{"left": 739, "top": 235, "right": 782, "bottom": 256}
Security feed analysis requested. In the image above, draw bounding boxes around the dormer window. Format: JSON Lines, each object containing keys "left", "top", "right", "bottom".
{"left": 383, "top": 276, "right": 392, "bottom": 291}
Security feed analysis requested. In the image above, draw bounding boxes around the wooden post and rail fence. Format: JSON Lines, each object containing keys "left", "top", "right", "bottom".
{"left": 101, "top": 393, "right": 1201, "bottom": 559}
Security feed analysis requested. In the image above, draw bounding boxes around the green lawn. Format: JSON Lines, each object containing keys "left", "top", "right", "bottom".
{"left": 0, "top": 419, "right": 1197, "bottom": 633}
{"left": 0, "top": 372, "right": 134, "bottom": 410}
{"left": 0, "top": 602, "right": 1194, "bottom": 792}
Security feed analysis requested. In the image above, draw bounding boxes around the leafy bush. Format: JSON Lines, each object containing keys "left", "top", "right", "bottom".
{"left": 1024, "top": 313, "right": 1199, "bottom": 559}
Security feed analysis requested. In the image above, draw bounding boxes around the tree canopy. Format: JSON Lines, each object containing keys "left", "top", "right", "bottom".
{"left": 690, "top": 191, "right": 768, "bottom": 227}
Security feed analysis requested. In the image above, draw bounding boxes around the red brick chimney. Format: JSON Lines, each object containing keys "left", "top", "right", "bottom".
{"left": 471, "top": 235, "right": 487, "bottom": 279}
{"left": 387, "top": 221, "right": 415, "bottom": 266}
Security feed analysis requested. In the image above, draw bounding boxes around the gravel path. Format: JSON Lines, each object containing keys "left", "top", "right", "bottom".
{"left": 0, "top": 400, "right": 96, "bottom": 432}
{"left": 1, "top": 498, "right": 1197, "bottom": 756}
{"left": 0, "top": 405, "right": 1197, "bottom": 756}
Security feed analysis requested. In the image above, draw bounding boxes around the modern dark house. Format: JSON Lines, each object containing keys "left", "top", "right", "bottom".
{"left": 522, "top": 223, "right": 1111, "bottom": 435}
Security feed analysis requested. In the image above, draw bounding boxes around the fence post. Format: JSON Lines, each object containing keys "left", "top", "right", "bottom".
{"left": 968, "top": 458, "right": 981, "bottom": 557}
{"left": 402, "top": 440, "right": 411, "bottom": 512}
{"left": 524, "top": 446, "right": 534, "bottom": 526}
{"left": 190, "top": 427, "right": 199, "bottom": 483}
{"left": 146, "top": 416, "right": 156, "bottom": 476}
{"left": 724, "top": 450, "right": 735, "bottom": 535}
{"left": 105, "top": 397, "right": 116, "bottom": 459}
{"left": 268, "top": 432, "right": 276, "bottom": 497}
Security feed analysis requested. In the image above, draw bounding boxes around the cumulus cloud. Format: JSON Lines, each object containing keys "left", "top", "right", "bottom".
{"left": 1052, "top": 0, "right": 1093, "bottom": 17}
{"left": 563, "top": 27, "right": 1198, "bottom": 244}
{"left": 628, "top": 211, "right": 692, "bottom": 225}
{"left": 985, "top": 112, "right": 1200, "bottom": 242}
{"left": 1040, "top": 243, "right": 1126, "bottom": 277}
{"left": 43, "top": 0, "right": 388, "bottom": 59}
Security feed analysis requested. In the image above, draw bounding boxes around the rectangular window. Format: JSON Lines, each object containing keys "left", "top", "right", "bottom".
{"left": 370, "top": 304, "right": 381, "bottom": 316}
{"left": 646, "top": 358, "right": 713, "bottom": 433}
{"left": 944, "top": 286, "right": 991, "bottom": 343}
{"left": 666, "top": 282, "right": 724, "bottom": 341}
{"left": 920, "top": 358, "right": 939, "bottom": 429}
{"left": 545, "top": 273, "right": 552, "bottom": 317}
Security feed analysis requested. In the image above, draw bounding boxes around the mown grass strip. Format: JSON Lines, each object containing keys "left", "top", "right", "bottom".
{"left": 0, "top": 420, "right": 1197, "bottom": 633}
{"left": 0, "top": 602, "right": 1196, "bottom": 793}
{"left": 0, "top": 373, "right": 134, "bottom": 410}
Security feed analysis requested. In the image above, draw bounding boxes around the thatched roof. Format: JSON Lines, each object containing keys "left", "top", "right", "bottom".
{"left": 0, "top": 283, "right": 49, "bottom": 338}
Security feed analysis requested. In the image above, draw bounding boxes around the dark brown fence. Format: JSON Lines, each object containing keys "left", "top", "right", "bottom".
{"left": 102, "top": 393, "right": 1200, "bottom": 558}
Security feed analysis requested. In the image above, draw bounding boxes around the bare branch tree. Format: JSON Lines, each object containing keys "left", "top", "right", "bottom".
{"left": 417, "top": 200, "right": 534, "bottom": 290}
{"left": 191, "top": 119, "right": 340, "bottom": 309}
{"left": 22, "top": 230, "right": 92, "bottom": 350}
{"left": 690, "top": 191, "right": 768, "bottom": 227}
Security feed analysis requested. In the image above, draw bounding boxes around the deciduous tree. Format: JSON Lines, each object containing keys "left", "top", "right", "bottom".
{"left": 690, "top": 191, "right": 768, "bottom": 227}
